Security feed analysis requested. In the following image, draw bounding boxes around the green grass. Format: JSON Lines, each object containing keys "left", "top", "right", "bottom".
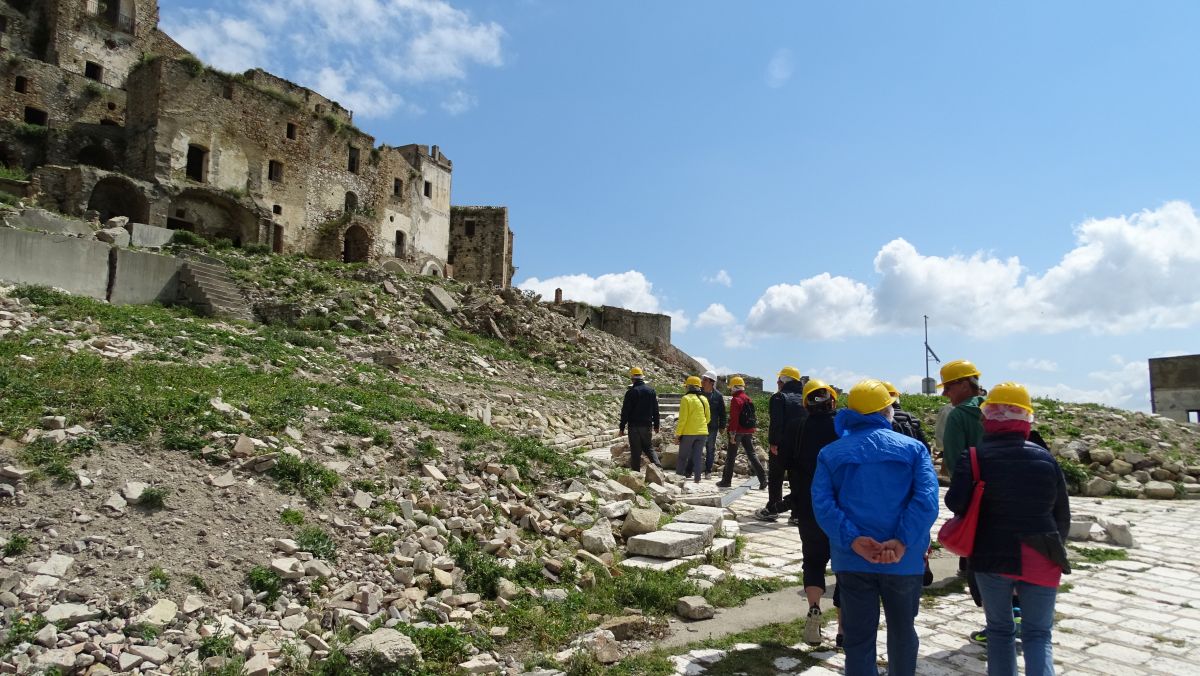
{"left": 247, "top": 565, "right": 282, "bottom": 604}
{"left": 148, "top": 566, "right": 170, "bottom": 592}
{"left": 188, "top": 573, "right": 209, "bottom": 593}
{"left": 280, "top": 508, "right": 306, "bottom": 526}
{"left": 1, "top": 614, "right": 47, "bottom": 652}
{"left": 15, "top": 436, "right": 97, "bottom": 484}
{"left": 0, "top": 165, "right": 30, "bottom": 181}
{"left": 269, "top": 455, "right": 341, "bottom": 503}
{"left": 139, "top": 486, "right": 168, "bottom": 509}
{"left": 3, "top": 533, "right": 30, "bottom": 557}
{"left": 295, "top": 526, "right": 337, "bottom": 561}
{"left": 1073, "top": 546, "right": 1129, "bottom": 563}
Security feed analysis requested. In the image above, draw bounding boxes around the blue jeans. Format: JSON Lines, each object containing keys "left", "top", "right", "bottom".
{"left": 704, "top": 429, "right": 718, "bottom": 472}
{"left": 676, "top": 435, "right": 706, "bottom": 480}
{"left": 976, "top": 572, "right": 1057, "bottom": 676}
{"left": 837, "top": 572, "right": 923, "bottom": 676}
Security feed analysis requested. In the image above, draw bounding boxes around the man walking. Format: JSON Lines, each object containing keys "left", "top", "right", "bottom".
{"left": 812, "top": 379, "right": 939, "bottom": 676}
{"left": 686, "top": 371, "right": 727, "bottom": 478}
{"left": 619, "top": 367, "right": 661, "bottom": 471}
{"left": 755, "top": 366, "right": 807, "bottom": 522}
{"left": 938, "top": 359, "right": 985, "bottom": 475}
{"left": 716, "top": 376, "right": 766, "bottom": 489}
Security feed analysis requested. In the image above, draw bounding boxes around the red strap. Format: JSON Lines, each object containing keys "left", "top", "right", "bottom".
{"left": 969, "top": 446, "right": 980, "bottom": 482}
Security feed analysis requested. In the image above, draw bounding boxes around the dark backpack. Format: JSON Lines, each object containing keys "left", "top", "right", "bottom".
{"left": 738, "top": 398, "right": 758, "bottom": 429}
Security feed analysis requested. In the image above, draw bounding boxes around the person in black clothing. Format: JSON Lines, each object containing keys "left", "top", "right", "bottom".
{"left": 685, "top": 371, "right": 728, "bottom": 478}
{"left": 619, "top": 367, "right": 661, "bottom": 471}
{"left": 792, "top": 379, "right": 841, "bottom": 646}
{"left": 755, "top": 366, "right": 807, "bottom": 521}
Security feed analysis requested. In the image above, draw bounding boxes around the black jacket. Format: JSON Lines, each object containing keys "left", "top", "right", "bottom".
{"left": 767, "top": 381, "right": 808, "bottom": 454}
{"left": 706, "top": 389, "right": 727, "bottom": 432}
{"left": 619, "top": 381, "right": 660, "bottom": 432}
{"left": 945, "top": 432, "right": 1072, "bottom": 577}
{"left": 891, "top": 405, "right": 930, "bottom": 452}
{"left": 791, "top": 408, "right": 837, "bottom": 476}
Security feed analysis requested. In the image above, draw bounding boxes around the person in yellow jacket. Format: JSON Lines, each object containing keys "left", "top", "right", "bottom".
{"left": 675, "top": 376, "right": 712, "bottom": 483}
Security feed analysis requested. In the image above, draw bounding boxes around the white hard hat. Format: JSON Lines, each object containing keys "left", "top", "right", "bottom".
{"left": 702, "top": 371, "right": 718, "bottom": 382}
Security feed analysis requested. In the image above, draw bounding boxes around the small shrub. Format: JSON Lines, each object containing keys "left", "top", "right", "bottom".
{"left": 211, "top": 237, "right": 234, "bottom": 250}
{"left": 198, "top": 632, "right": 236, "bottom": 659}
{"left": 162, "top": 430, "right": 205, "bottom": 452}
{"left": 169, "top": 230, "right": 207, "bottom": 248}
{"left": 188, "top": 573, "right": 209, "bottom": 593}
{"left": 1, "top": 614, "right": 47, "bottom": 652}
{"left": 1057, "top": 457, "right": 1090, "bottom": 493}
{"left": 3, "top": 534, "right": 30, "bottom": 557}
{"left": 242, "top": 243, "right": 270, "bottom": 255}
{"left": 0, "top": 165, "right": 30, "bottom": 181}
{"left": 369, "top": 534, "right": 395, "bottom": 555}
{"left": 139, "top": 486, "right": 168, "bottom": 509}
{"left": 1073, "top": 546, "right": 1129, "bottom": 563}
{"left": 268, "top": 454, "right": 340, "bottom": 503}
{"left": 179, "top": 55, "right": 205, "bottom": 77}
{"left": 148, "top": 566, "right": 171, "bottom": 592}
{"left": 247, "top": 565, "right": 282, "bottom": 603}
{"left": 296, "top": 526, "right": 337, "bottom": 561}
{"left": 279, "top": 508, "right": 305, "bottom": 526}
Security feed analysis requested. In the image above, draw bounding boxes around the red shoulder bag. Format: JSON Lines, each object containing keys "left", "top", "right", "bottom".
{"left": 937, "top": 447, "right": 984, "bottom": 557}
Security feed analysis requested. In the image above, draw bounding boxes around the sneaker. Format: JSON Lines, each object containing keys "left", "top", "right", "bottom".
{"left": 803, "top": 605, "right": 823, "bottom": 645}
{"left": 835, "top": 633, "right": 843, "bottom": 649}
{"left": 753, "top": 507, "right": 778, "bottom": 522}
{"left": 757, "top": 481, "right": 767, "bottom": 490}
{"left": 787, "top": 516, "right": 801, "bottom": 527}
{"left": 969, "top": 629, "right": 987, "bottom": 645}
{"left": 714, "top": 481, "right": 732, "bottom": 488}
{"left": 704, "top": 472, "right": 712, "bottom": 479}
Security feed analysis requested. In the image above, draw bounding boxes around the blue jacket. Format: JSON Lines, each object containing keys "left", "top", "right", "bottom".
{"left": 812, "top": 409, "right": 940, "bottom": 576}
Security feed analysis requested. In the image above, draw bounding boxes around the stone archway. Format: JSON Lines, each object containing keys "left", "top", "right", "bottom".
{"left": 421, "top": 261, "right": 443, "bottom": 277}
{"left": 88, "top": 176, "right": 149, "bottom": 223}
{"left": 168, "top": 188, "right": 261, "bottom": 247}
{"left": 78, "top": 145, "right": 116, "bottom": 170}
{"left": 343, "top": 224, "right": 370, "bottom": 263}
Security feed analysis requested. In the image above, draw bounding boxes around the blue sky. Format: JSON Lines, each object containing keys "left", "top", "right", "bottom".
{"left": 163, "top": 1, "right": 1200, "bottom": 409}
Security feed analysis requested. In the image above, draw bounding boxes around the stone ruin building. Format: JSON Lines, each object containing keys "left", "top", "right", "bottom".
{"left": 0, "top": 0, "right": 514, "bottom": 286}
{"left": 1150, "top": 354, "right": 1200, "bottom": 424}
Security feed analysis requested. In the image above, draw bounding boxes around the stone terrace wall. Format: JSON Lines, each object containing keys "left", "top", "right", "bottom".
{"left": 449, "top": 206, "right": 514, "bottom": 288}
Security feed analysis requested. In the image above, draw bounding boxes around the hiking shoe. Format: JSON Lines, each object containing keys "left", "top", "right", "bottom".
{"left": 835, "top": 633, "right": 843, "bottom": 649}
{"left": 803, "top": 606, "right": 823, "bottom": 646}
{"left": 753, "top": 507, "right": 778, "bottom": 522}
{"left": 704, "top": 472, "right": 712, "bottom": 479}
{"left": 757, "top": 480, "right": 767, "bottom": 490}
{"left": 787, "top": 516, "right": 801, "bottom": 527}
{"left": 969, "top": 629, "right": 987, "bottom": 645}
{"left": 714, "top": 481, "right": 732, "bottom": 488}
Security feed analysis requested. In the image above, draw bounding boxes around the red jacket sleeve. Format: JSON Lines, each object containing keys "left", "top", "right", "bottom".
{"left": 729, "top": 395, "right": 744, "bottom": 434}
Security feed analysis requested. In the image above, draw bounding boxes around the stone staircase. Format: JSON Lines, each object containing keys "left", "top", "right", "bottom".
{"left": 180, "top": 260, "right": 255, "bottom": 322}
{"left": 620, "top": 505, "right": 739, "bottom": 572}
{"left": 658, "top": 393, "right": 682, "bottom": 416}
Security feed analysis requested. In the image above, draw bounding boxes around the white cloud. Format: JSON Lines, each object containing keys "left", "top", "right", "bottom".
{"left": 517, "top": 270, "right": 690, "bottom": 331}
{"left": 696, "top": 303, "right": 736, "bottom": 328}
{"left": 161, "top": 0, "right": 504, "bottom": 119}
{"left": 1009, "top": 358, "right": 1059, "bottom": 373}
{"left": 1027, "top": 355, "right": 1149, "bottom": 411}
{"left": 705, "top": 269, "right": 733, "bottom": 287}
{"left": 765, "top": 48, "right": 794, "bottom": 88}
{"left": 441, "top": 90, "right": 477, "bottom": 115}
{"left": 745, "top": 201, "right": 1200, "bottom": 340}
{"left": 695, "top": 357, "right": 735, "bottom": 376}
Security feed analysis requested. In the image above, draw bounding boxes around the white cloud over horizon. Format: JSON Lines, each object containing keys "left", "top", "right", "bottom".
{"left": 163, "top": 0, "right": 504, "bottom": 119}
{"left": 745, "top": 201, "right": 1200, "bottom": 341}
{"left": 705, "top": 269, "right": 733, "bottom": 287}
{"left": 1009, "top": 358, "right": 1059, "bottom": 373}
{"left": 696, "top": 303, "right": 736, "bottom": 328}
{"left": 765, "top": 48, "right": 794, "bottom": 88}
{"left": 695, "top": 356, "right": 735, "bottom": 376}
{"left": 517, "top": 270, "right": 691, "bottom": 332}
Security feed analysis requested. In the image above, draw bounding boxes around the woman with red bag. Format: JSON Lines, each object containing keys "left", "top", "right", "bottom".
{"left": 944, "top": 383, "right": 1071, "bottom": 676}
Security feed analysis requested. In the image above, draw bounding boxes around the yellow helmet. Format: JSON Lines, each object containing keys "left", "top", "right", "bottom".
{"left": 729, "top": 376, "right": 746, "bottom": 387}
{"left": 983, "top": 382, "right": 1033, "bottom": 413}
{"left": 882, "top": 381, "right": 900, "bottom": 400}
{"left": 938, "top": 359, "right": 981, "bottom": 388}
{"left": 629, "top": 367, "right": 643, "bottom": 377}
{"left": 778, "top": 366, "right": 801, "bottom": 381}
{"left": 846, "top": 379, "right": 894, "bottom": 414}
{"left": 685, "top": 375, "right": 702, "bottom": 388}
{"left": 802, "top": 379, "right": 837, "bottom": 404}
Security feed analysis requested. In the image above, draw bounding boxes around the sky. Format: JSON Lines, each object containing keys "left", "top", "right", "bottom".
{"left": 161, "top": 1, "right": 1200, "bottom": 411}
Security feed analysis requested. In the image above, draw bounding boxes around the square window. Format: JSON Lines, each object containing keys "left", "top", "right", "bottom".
{"left": 84, "top": 61, "right": 103, "bottom": 82}
{"left": 423, "top": 180, "right": 432, "bottom": 198}
{"left": 272, "top": 205, "right": 282, "bottom": 215}
{"left": 393, "top": 178, "right": 402, "bottom": 196}
{"left": 465, "top": 220, "right": 476, "bottom": 238}
{"left": 23, "top": 107, "right": 48, "bottom": 126}
{"left": 14, "top": 76, "right": 27, "bottom": 93}
{"left": 347, "top": 146, "right": 360, "bottom": 174}
{"left": 286, "top": 122, "right": 297, "bottom": 140}
{"left": 268, "top": 160, "right": 284, "bottom": 182}
{"left": 222, "top": 83, "right": 234, "bottom": 100}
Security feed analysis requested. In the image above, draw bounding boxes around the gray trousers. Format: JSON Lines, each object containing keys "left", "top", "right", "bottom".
{"left": 676, "top": 435, "right": 707, "bottom": 481}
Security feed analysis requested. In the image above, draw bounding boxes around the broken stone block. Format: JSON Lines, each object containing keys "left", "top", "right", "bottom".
{"left": 95, "top": 227, "right": 130, "bottom": 247}
{"left": 663, "top": 521, "right": 716, "bottom": 543}
{"left": 581, "top": 522, "right": 616, "bottom": 555}
{"left": 134, "top": 599, "right": 178, "bottom": 627}
{"left": 42, "top": 603, "right": 99, "bottom": 627}
{"left": 1098, "top": 517, "right": 1137, "bottom": 547}
{"left": 351, "top": 490, "right": 374, "bottom": 510}
{"left": 424, "top": 286, "right": 459, "bottom": 314}
{"left": 1144, "top": 481, "right": 1177, "bottom": 499}
{"left": 210, "top": 471, "right": 236, "bottom": 488}
{"left": 1084, "top": 477, "right": 1114, "bottom": 497}
{"left": 676, "top": 595, "right": 715, "bottom": 620}
{"left": 626, "top": 531, "right": 706, "bottom": 559}
{"left": 599, "top": 500, "right": 632, "bottom": 519}
{"left": 421, "top": 464, "right": 447, "bottom": 482}
{"left": 621, "top": 508, "right": 660, "bottom": 538}
{"left": 674, "top": 507, "right": 724, "bottom": 527}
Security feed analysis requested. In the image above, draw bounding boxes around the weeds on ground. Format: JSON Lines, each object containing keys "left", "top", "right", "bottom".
{"left": 295, "top": 526, "right": 337, "bottom": 561}
{"left": 3, "top": 534, "right": 30, "bottom": 557}
{"left": 139, "top": 486, "right": 168, "bottom": 509}
{"left": 247, "top": 565, "right": 282, "bottom": 603}
{"left": 279, "top": 508, "right": 305, "bottom": 526}
{"left": 1073, "top": 546, "right": 1129, "bottom": 563}
{"left": 148, "top": 566, "right": 170, "bottom": 592}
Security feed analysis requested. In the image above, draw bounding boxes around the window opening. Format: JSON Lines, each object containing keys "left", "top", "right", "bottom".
{"left": 393, "top": 178, "right": 402, "bottom": 196}
{"left": 268, "top": 160, "right": 284, "bottom": 182}
{"left": 14, "top": 76, "right": 27, "bottom": 93}
{"left": 222, "top": 83, "right": 234, "bottom": 100}
{"left": 465, "top": 220, "right": 476, "bottom": 238}
{"left": 347, "top": 146, "right": 360, "bottom": 174}
{"left": 185, "top": 145, "right": 209, "bottom": 182}
{"left": 344, "top": 191, "right": 358, "bottom": 214}
{"left": 423, "top": 180, "right": 432, "bottom": 198}
{"left": 85, "top": 62, "right": 104, "bottom": 82}
{"left": 272, "top": 205, "right": 282, "bottom": 215}
{"left": 394, "top": 231, "right": 406, "bottom": 258}
{"left": 23, "top": 107, "right": 48, "bottom": 126}
{"left": 286, "top": 123, "right": 297, "bottom": 140}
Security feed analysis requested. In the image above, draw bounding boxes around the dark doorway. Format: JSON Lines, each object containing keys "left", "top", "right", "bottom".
{"left": 88, "top": 176, "right": 149, "bottom": 223}
{"left": 273, "top": 224, "right": 284, "bottom": 254}
{"left": 394, "top": 231, "right": 406, "bottom": 258}
{"left": 78, "top": 145, "right": 116, "bottom": 170}
{"left": 343, "top": 191, "right": 357, "bottom": 215}
{"left": 186, "top": 145, "right": 208, "bottom": 182}
{"left": 343, "top": 224, "right": 369, "bottom": 263}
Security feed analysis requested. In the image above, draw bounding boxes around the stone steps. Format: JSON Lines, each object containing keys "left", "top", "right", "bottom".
{"left": 619, "top": 507, "right": 738, "bottom": 571}
{"left": 180, "top": 261, "right": 255, "bottom": 323}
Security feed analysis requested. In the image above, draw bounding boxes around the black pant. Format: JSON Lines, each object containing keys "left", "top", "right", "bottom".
{"left": 628, "top": 425, "right": 659, "bottom": 471}
{"left": 798, "top": 516, "right": 831, "bottom": 591}
{"left": 721, "top": 433, "right": 766, "bottom": 485}
{"left": 767, "top": 453, "right": 799, "bottom": 514}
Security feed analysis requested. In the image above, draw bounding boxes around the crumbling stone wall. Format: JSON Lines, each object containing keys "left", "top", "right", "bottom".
{"left": 557, "top": 302, "right": 672, "bottom": 351}
{"left": 1150, "top": 355, "right": 1200, "bottom": 423}
{"left": 449, "top": 206, "right": 515, "bottom": 288}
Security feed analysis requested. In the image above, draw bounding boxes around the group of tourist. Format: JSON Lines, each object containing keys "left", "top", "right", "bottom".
{"left": 618, "top": 360, "right": 1072, "bottom": 676}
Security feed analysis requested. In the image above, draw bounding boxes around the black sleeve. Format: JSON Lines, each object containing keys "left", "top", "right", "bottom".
{"left": 768, "top": 394, "right": 783, "bottom": 446}
{"left": 910, "top": 418, "right": 931, "bottom": 451}
{"left": 651, "top": 390, "right": 660, "bottom": 431}
{"left": 1052, "top": 463, "right": 1071, "bottom": 543}
{"left": 619, "top": 389, "right": 633, "bottom": 431}
{"left": 716, "top": 394, "right": 727, "bottom": 429}
{"left": 945, "top": 448, "right": 975, "bottom": 515}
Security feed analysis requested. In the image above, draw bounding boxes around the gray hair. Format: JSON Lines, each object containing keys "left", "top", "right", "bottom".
{"left": 779, "top": 375, "right": 796, "bottom": 385}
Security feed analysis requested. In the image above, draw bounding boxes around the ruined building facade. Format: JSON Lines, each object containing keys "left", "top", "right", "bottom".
{"left": 0, "top": 0, "right": 513, "bottom": 284}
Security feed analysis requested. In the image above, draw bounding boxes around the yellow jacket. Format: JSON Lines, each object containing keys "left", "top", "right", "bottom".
{"left": 675, "top": 392, "right": 711, "bottom": 437}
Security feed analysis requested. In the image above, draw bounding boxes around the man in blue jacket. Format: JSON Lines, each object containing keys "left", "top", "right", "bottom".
{"left": 812, "top": 379, "right": 939, "bottom": 676}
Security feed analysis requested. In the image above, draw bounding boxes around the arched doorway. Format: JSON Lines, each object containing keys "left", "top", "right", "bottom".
{"left": 168, "top": 188, "right": 261, "bottom": 246}
{"left": 421, "top": 261, "right": 443, "bottom": 277}
{"left": 78, "top": 145, "right": 116, "bottom": 170}
{"left": 88, "top": 176, "right": 149, "bottom": 223}
{"left": 343, "top": 225, "right": 369, "bottom": 262}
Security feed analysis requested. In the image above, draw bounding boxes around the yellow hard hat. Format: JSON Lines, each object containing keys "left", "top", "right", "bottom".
{"left": 938, "top": 359, "right": 981, "bottom": 388}
{"left": 629, "top": 367, "right": 643, "bottom": 376}
{"left": 802, "top": 379, "right": 837, "bottom": 404}
{"left": 882, "top": 381, "right": 900, "bottom": 400}
{"left": 983, "top": 382, "right": 1033, "bottom": 413}
{"left": 778, "top": 366, "right": 801, "bottom": 381}
{"left": 846, "top": 379, "right": 894, "bottom": 414}
{"left": 729, "top": 376, "right": 746, "bottom": 387}
{"left": 685, "top": 375, "right": 702, "bottom": 388}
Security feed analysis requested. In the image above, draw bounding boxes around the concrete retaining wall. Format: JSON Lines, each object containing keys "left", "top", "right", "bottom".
{"left": 129, "top": 222, "right": 175, "bottom": 248}
{"left": 109, "top": 249, "right": 183, "bottom": 305}
{"left": 0, "top": 228, "right": 111, "bottom": 300}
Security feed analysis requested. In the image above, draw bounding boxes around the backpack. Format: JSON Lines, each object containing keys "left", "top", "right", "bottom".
{"left": 738, "top": 397, "right": 758, "bottom": 429}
